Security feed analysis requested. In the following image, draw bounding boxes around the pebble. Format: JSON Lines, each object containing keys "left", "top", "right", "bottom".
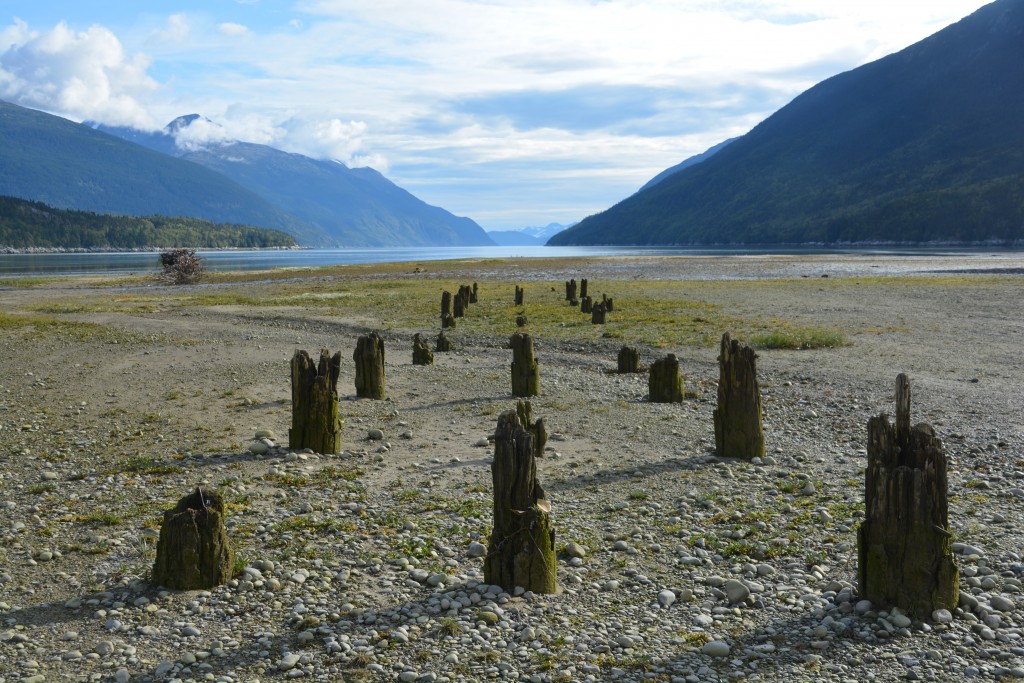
{"left": 702, "top": 640, "right": 731, "bottom": 657}
{"left": 657, "top": 589, "right": 676, "bottom": 608}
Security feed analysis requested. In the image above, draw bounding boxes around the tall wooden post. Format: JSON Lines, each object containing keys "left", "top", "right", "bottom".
{"left": 580, "top": 296, "right": 593, "bottom": 313}
{"left": 617, "top": 346, "right": 643, "bottom": 373}
{"left": 649, "top": 353, "right": 683, "bottom": 403}
{"left": 471, "top": 282, "right": 479, "bottom": 304}
{"left": 510, "top": 332, "right": 540, "bottom": 397}
{"left": 857, "top": 374, "right": 958, "bottom": 617}
{"left": 289, "top": 349, "right": 343, "bottom": 454}
{"left": 353, "top": 332, "right": 386, "bottom": 400}
{"left": 713, "top": 333, "right": 764, "bottom": 460}
{"left": 412, "top": 333, "right": 434, "bottom": 366}
{"left": 484, "top": 408, "right": 556, "bottom": 594}
{"left": 514, "top": 285, "right": 524, "bottom": 306}
{"left": 152, "top": 488, "right": 233, "bottom": 590}
{"left": 565, "top": 279, "right": 577, "bottom": 302}
{"left": 441, "top": 291, "right": 455, "bottom": 329}
{"left": 579, "top": 278, "right": 588, "bottom": 299}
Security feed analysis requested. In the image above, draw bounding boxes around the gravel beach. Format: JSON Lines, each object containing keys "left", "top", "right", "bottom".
{"left": 1, "top": 252, "right": 1023, "bottom": 683}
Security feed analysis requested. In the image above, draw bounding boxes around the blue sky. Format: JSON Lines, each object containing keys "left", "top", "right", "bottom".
{"left": 1, "top": 0, "right": 988, "bottom": 231}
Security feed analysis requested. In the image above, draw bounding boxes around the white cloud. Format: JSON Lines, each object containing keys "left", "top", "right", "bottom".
{"left": 151, "top": 14, "right": 191, "bottom": 44}
{"left": 218, "top": 22, "right": 250, "bottom": 37}
{"left": 0, "top": 20, "right": 160, "bottom": 129}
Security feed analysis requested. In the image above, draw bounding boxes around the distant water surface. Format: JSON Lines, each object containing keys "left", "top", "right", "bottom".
{"left": 1, "top": 245, "right": 1022, "bottom": 278}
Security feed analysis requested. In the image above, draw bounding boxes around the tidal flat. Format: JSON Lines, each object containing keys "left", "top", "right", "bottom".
{"left": 0, "top": 253, "right": 1022, "bottom": 682}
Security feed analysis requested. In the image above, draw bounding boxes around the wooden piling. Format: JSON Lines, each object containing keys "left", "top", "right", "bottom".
{"left": 152, "top": 488, "right": 233, "bottom": 590}
{"left": 510, "top": 332, "right": 540, "bottom": 397}
{"left": 713, "top": 333, "right": 765, "bottom": 460}
{"left": 412, "top": 333, "right": 434, "bottom": 366}
{"left": 648, "top": 353, "right": 684, "bottom": 403}
{"left": 353, "top": 331, "right": 386, "bottom": 400}
{"left": 289, "top": 349, "right": 343, "bottom": 454}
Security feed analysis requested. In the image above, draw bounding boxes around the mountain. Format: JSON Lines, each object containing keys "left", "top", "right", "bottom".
{"left": 551, "top": 0, "right": 1024, "bottom": 246}
{"left": 97, "top": 117, "right": 495, "bottom": 248}
{"left": 0, "top": 195, "right": 295, "bottom": 250}
{"left": 488, "top": 223, "right": 571, "bottom": 246}
{"left": 0, "top": 99, "right": 317, "bottom": 242}
{"left": 637, "top": 138, "right": 738, "bottom": 193}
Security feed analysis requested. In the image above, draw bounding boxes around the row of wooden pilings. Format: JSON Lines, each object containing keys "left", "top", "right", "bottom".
{"left": 150, "top": 282, "right": 956, "bottom": 620}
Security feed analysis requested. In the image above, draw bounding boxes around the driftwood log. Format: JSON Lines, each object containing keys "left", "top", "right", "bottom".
{"left": 289, "top": 349, "right": 343, "bottom": 454}
{"left": 435, "top": 331, "right": 452, "bottom": 352}
{"left": 514, "top": 285, "right": 524, "bottom": 306}
{"left": 713, "top": 333, "right": 764, "bottom": 460}
{"left": 617, "top": 345, "right": 644, "bottom": 373}
{"left": 152, "top": 488, "right": 233, "bottom": 590}
{"left": 483, "top": 407, "right": 556, "bottom": 594}
{"left": 510, "top": 332, "right": 540, "bottom": 397}
{"left": 353, "top": 332, "right": 386, "bottom": 399}
{"left": 857, "top": 374, "right": 958, "bottom": 617}
{"left": 649, "top": 353, "right": 684, "bottom": 403}
{"left": 412, "top": 333, "right": 434, "bottom": 366}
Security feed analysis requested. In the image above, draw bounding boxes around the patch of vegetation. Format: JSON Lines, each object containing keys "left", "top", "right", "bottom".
{"left": 751, "top": 326, "right": 849, "bottom": 350}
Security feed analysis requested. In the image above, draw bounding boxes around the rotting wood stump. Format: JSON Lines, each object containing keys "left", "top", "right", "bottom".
{"left": 617, "top": 345, "right": 644, "bottom": 374}
{"left": 565, "top": 279, "right": 577, "bottom": 302}
{"left": 152, "top": 488, "right": 233, "bottom": 590}
{"left": 435, "top": 331, "right": 452, "bottom": 352}
{"left": 580, "top": 296, "right": 593, "bottom": 314}
{"left": 441, "top": 291, "right": 453, "bottom": 329}
{"left": 289, "top": 349, "right": 343, "bottom": 455}
{"left": 454, "top": 285, "right": 472, "bottom": 318}
{"left": 510, "top": 332, "right": 540, "bottom": 397}
{"left": 713, "top": 333, "right": 764, "bottom": 460}
{"left": 412, "top": 333, "right": 434, "bottom": 366}
{"left": 471, "top": 282, "right": 479, "bottom": 304}
{"left": 602, "top": 294, "right": 614, "bottom": 312}
{"left": 591, "top": 301, "right": 607, "bottom": 324}
{"left": 353, "top": 331, "right": 386, "bottom": 400}
{"left": 516, "top": 399, "right": 548, "bottom": 459}
{"left": 579, "top": 278, "right": 588, "bottom": 300}
{"left": 484, "top": 407, "right": 556, "bottom": 594}
{"left": 857, "top": 374, "right": 958, "bottom": 617}
{"left": 648, "top": 353, "right": 683, "bottom": 403}
{"left": 514, "top": 285, "right": 524, "bottom": 306}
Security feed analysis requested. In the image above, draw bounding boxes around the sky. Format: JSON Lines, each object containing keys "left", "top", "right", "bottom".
{"left": 1, "top": 0, "right": 991, "bottom": 231}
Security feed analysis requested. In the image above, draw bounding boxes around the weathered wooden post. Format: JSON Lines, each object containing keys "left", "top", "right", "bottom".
{"left": 435, "top": 331, "right": 452, "bottom": 352}
{"left": 453, "top": 289, "right": 467, "bottom": 318}
{"left": 580, "top": 296, "right": 593, "bottom": 314}
{"left": 441, "top": 291, "right": 455, "bottom": 329}
{"left": 713, "top": 333, "right": 764, "bottom": 460}
{"left": 471, "top": 282, "right": 479, "bottom": 304}
{"left": 857, "top": 374, "right": 958, "bottom": 617}
{"left": 565, "top": 279, "right": 577, "bottom": 302}
{"left": 412, "top": 333, "right": 434, "bottom": 366}
{"left": 602, "top": 294, "right": 614, "bottom": 312}
{"left": 289, "top": 349, "right": 343, "bottom": 454}
{"left": 579, "top": 278, "right": 588, "bottom": 300}
{"left": 617, "top": 346, "right": 643, "bottom": 374}
{"left": 510, "top": 332, "right": 540, "bottom": 397}
{"left": 648, "top": 353, "right": 683, "bottom": 403}
{"left": 484, "top": 407, "right": 556, "bottom": 594}
{"left": 514, "top": 285, "right": 524, "bottom": 306}
{"left": 353, "top": 331, "right": 386, "bottom": 399}
{"left": 516, "top": 399, "right": 547, "bottom": 458}
{"left": 152, "top": 488, "right": 233, "bottom": 590}
{"left": 591, "top": 301, "right": 607, "bottom": 324}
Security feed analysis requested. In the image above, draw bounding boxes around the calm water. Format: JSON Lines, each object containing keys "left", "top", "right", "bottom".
{"left": 0, "top": 245, "right": 1020, "bottom": 278}
{"left": 0, "top": 245, "right": 777, "bottom": 277}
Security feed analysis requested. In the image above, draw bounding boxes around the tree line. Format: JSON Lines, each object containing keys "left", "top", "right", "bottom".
{"left": 0, "top": 195, "right": 297, "bottom": 249}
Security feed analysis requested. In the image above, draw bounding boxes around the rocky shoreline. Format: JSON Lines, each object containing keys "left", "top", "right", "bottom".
{"left": 0, "top": 255, "right": 1022, "bottom": 683}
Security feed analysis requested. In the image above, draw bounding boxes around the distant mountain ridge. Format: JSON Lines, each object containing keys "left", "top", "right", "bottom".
{"left": 0, "top": 99, "right": 493, "bottom": 247}
{"left": 488, "top": 223, "right": 570, "bottom": 246}
{"left": 637, "top": 138, "right": 738, "bottom": 193}
{"left": 97, "top": 116, "right": 494, "bottom": 248}
{"left": 551, "top": 0, "right": 1024, "bottom": 246}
